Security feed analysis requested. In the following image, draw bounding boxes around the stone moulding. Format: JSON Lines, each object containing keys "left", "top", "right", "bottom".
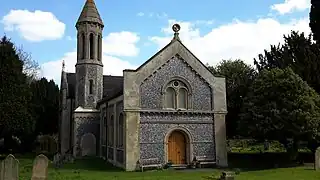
{"left": 140, "top": 54, "right": 211, "bottom": 87}
{"left": 124, "top": 108, "right": 227, "bottom": 115}
{"left": 140, "top": 120, "right": 213, "bottom": 124}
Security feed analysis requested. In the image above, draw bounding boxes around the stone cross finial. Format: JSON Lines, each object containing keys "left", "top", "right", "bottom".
{"left": 62, "top": 60, "right": 65, "bottom": 71}
{"left": 172, "top": 23, "right": 181, "bottom": 41}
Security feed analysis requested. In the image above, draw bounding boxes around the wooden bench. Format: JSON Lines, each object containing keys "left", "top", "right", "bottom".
{"left": 196, "top": 156, "right": 216, "bottom": 168}
{"left": 139, "top": 158, "right": 163, "bottom": 172}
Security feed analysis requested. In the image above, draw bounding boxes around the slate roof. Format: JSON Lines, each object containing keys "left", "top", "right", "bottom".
{"left": 76, "top": 0, "right": 104, "bottom": 26}
{"left": 66, "top": 73, "right": 123, "bottom": 101}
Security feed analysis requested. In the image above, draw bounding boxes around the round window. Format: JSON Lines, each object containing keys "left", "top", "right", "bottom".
{"left": 173, "top": 81, "right": 179, "bottom": 87}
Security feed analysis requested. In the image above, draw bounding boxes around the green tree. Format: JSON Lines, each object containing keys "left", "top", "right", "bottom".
{"left": 16, "top": 46, "right": 40, "bottom": 82}
{"left": 240, "top": 68, "right": 320, "bottom": 154}
{"left": 254, "top": 31, "right": 320, "bottom": 94}
{"left": 0, "top": 36, "right": 35, "bottom": 148}
{"left": 30, "top": 78, "right": 60, "bottom": 135}
{"left": 208, "top": 59, "right": 257, "bottom": 138}
{"left": 310, "top": 0, "right": 320, "bottom": 43}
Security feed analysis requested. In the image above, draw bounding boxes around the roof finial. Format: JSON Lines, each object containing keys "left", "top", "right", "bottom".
{"left": 172, "top": 23, "right": 181, "bottom": 41}
{"left": 62, "top": 60, "right": 65, "bottom": 71}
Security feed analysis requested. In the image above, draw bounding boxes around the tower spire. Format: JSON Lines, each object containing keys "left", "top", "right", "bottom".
{"left": 76, "top": 0, "right": 104, "bottom": 27}
{"left": 62, "top": 59, "right": 65, "bottom": 71}
{"left": 61, "top": 60, "right": 68, "bottom": 90}
{"left": 75, "top": 0, "right": 104, "bottom": 108}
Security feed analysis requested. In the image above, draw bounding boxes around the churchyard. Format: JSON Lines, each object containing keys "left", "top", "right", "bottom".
{"left": 1, "top": 140, "right": 320, "bottom": 180}
{"left": 2, "top": 1, "right": 320, "bottom": 178}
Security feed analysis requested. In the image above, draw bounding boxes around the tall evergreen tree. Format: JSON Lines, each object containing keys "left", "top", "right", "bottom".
{"left": 0, "top": 36, "right": 35, "bottom": 145}
{"left": 30, "top": 78, "right": 60, "bottom": 135}
{"left": 310, "top": 0, "right": 320, "bottom": 43}
{"left": 254, "top": 31, "right": 320, "bottom": 94}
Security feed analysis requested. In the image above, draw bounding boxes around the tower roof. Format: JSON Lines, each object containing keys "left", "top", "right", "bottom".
{"left": 76, "top": 0, "right": 104, "bottom": 26}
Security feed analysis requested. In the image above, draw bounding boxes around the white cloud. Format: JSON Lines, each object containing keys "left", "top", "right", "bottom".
{"left": 271, "top": 0, "right": 310, "bottom": 14}
{"left": 137, "top": 12, "right": 168, "bottom": 19}
{"left": 150, "top": 17, "right": 310, "bottom": 66}
{"left": 102, "top": 31, "right": 140, "bottom": 57}
{"left": 195, "top": 20, "right": 214, "bottom": 26}
{"left": 2, "top": 10, "right": 65, "bottom": 42}
{"left": 137, "top": 12, "right": 144, "bottom": 17}
{"left": 40, "top": 31, "right": 139, "bottom": 84}
{"left": 156, "top": 12, "right": 168, "bottom": 19}
{"left": 66, "top": 36, "right": 76, "bottom": 41}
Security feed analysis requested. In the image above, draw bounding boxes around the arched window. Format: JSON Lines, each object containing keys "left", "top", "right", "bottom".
{"left": 81, "top": 33, "right": 85, "bottom": 59}
{"left": 178, "top": 88, "right": 188, "bottom": 109}
{"left": 97, "top": 35, "right": 101, "bottom": 61}
{"left": 89, "top": 33, "right": 94, "bottom": 59}
{"left": 89, "top": 80, "right": 93, "bottom": 94}
{"left": 164, "top": 80, "right": 189, "bottom": 109}
{"left": 165, "top": 87, "right": 176, "bottom": 109}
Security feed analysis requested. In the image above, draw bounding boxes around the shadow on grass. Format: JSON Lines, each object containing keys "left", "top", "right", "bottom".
{"left": 227, "top": 152, "right": 314, "bottom": 172}
{"left": 4, "top": 152, "right": 316, "bottom": 174}
{"left": 55, "top": 157, "right": 124, "bottom": 172}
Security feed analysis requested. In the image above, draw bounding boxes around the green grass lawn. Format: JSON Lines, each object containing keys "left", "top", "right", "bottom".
{"left": 15, "top": 155, "right": 320, "bottom": 180}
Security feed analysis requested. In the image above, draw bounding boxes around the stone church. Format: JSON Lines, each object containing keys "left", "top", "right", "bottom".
{"left": 59, "top": 0, "right": 228, "bottom": 171}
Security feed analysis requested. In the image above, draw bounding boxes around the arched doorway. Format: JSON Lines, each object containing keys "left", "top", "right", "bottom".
{"left": 80, "top": 133, "right": 96, "bottom": 157}
{"left": 168, "top": 130, "right": 187, "bottom": 164}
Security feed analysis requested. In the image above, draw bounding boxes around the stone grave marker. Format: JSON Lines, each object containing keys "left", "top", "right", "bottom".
{"left": 53, "top": 153, "right": 61, "bottom": 168}
{"left": 315, "top": 147, "right": 320, "bottom": 170}
{"left": 31, "top": 154, "right": 49, "bottom": 180}
{"left": 0, "top": 154, "right": 19, "bottom": 180}
{"left": 220, "top": 171, "right": 235, "bottom": 180}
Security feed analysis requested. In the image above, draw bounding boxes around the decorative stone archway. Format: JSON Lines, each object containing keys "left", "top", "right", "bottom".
{"left": 164, "top": 127, "right": 193, "bottom": 164}
{"left": 80, "top": 133, "right": 96, "bottom": 157}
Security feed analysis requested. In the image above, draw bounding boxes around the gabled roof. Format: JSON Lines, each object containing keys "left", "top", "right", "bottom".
{"left": 132, "top": 40, "right": 213, "bottom": 74}
{"left": 124, "top": 24, "right": 216, "bottom": 86}
{"left": 66, "top": 73, "right": 123, "bottom": 100}
{"left": 76, "top": 0, "right": 104, "bottom": 26}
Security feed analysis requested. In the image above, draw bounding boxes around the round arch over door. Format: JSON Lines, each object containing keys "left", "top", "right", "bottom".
{"left": 80, "top": 133, "right": 96, "bottom": 157}
{"left": 167, "top": 130, "right": 187, "bottom": 164}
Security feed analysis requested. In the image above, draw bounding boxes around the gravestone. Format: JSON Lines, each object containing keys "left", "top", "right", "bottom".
{"left": 64, "top": 154, "right": 74, "bottom": 163}
{"left": 31, "top": 154, "right": 49, "bottom": 180}
{"left": 0, "top": 154, "right": 19, "bottom": 180}
{"left": 220, "top": 171, "right": 235, "bottom": 180}
{"left": 53, "top": 153, "right": 61, "bottom": 168}
{"left": 315, "top": 147, "right": 320, "bottom": 170}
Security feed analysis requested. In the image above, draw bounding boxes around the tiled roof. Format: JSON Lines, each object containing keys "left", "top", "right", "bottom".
{"left": 76, "top": 0, "right": 103, "bottom": 26}
{"left": 66, "top": 73, "right": 123, "bottom": 100}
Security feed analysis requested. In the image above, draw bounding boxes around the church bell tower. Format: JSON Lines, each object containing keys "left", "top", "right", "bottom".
{"left": 75, "top": 0, "right": 104, "bottom": 108}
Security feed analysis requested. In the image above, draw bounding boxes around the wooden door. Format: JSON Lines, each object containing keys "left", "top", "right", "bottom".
{"left": 168, "top": 131, "right": 186, "bottom": 164}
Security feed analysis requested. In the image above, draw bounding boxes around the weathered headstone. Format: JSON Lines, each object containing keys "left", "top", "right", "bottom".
{"left": 31, "top": 154, "right": 49, "bottom": 180}
{"left": 0, "top": 154, "right": 19, "bottom": 180}
{"left": 220, "top": 171, "right": 235, "bottom": 180}
{"left": 64, "top": 154, "right": 74, "bottom": 163}
{"left": 53, "top": 153, "right": 61, "bottom": 168}
{"left": 315, "top": 147, "right": 320, "bottom": 170}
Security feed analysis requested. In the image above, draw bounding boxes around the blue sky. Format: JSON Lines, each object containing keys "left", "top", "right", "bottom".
{"left": 0, "top": 0, "right": 311, "bottom": 84}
